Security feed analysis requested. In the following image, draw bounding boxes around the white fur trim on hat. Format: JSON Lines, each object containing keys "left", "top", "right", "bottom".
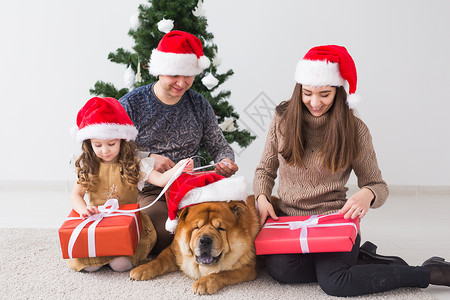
{"left": 76, "top": 123, "right": 138, "bottom": 143}
{"left": 177, "top": 176, "right": 247, "bottom": 210}
{"left": 164, "top": 176, "right": 247, "bottom": 234}
{"left": 149, "top": 49, "right": 205, "bottom": 76}
{"left": 295, "top": 59, "right": 346, "bottom": 87}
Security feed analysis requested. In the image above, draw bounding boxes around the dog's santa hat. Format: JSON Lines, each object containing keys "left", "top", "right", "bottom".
{"left": 73, "top": 97, "right": 138, "bottom": 143}
{"left": 165, "top": 172, "right": 247, "bottom": 233}
{"left": 149, "top": 30, "right": 210, "bottom": 76}
{"left": 295, "top": 45, "right": 361, "bottom": 109}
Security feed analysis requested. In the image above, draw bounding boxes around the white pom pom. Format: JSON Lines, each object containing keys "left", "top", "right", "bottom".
{"left": 347, "top": 93, "right": 361, "bottom": 109}
{"left": 130, "top": 13, "right": 141, "bottom": 30}
{"left": 165, "top": 217, "right": 179, "bottom": 234}
{"left": 201, "top": 73, "right": 219, "bottom": 90}
{"left": 124, "top": 66, "right": 135, "bottom": 90}
{"left": 198, "top": 55, "right": 210, "bottom": 70}
{"left": 157, "top": 18, "right": 174, "bottom": 33}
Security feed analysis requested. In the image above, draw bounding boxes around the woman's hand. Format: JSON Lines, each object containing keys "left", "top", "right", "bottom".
{"left": 257, "top": 194, "right": 278, "bottom": 227}
{"left": 339, "top": 188, "right": 374, "bottom": 219}
{"left": 215, "top": 158, "right": 238, "bottom": 177}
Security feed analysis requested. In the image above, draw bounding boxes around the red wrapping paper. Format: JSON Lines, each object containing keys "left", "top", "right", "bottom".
{"left": 58, "top": 203, "right": 142, "bottom": 259}
{"left": 255, "top": 214, "right": 359, "bottom": 255}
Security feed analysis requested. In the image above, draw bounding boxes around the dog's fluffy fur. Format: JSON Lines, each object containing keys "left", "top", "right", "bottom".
{"left": 130, "top": 199, "right": 260, "bottom": 294}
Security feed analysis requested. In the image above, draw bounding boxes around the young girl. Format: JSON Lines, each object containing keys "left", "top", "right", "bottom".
{"left": 69, "top": 96, "right": 191, "bottom": 272}
{"left": 254, "top": 45, "right": 450, "bottom": 296}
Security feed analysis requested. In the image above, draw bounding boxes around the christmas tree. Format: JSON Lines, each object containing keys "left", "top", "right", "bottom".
{"left": 90, "top": 0, "right": 255, "bottom": 163}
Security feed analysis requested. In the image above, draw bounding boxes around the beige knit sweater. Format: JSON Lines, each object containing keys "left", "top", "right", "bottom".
{"left": 253, "top": 110, "right": 389, "bottom": 216}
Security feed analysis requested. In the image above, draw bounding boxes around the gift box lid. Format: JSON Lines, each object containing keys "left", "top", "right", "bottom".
{"left": 255, "top": 213, "right": 359, "bottom": 255}
{"left": 58, "top": 203, "right": 142, "bottom": 259}
{"left": 59, "top": 203, "right": 140, "bottom": 229}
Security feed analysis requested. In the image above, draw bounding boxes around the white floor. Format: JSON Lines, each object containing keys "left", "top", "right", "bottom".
{"left": 1, "top": 182, "right": 449, "bottom": 299}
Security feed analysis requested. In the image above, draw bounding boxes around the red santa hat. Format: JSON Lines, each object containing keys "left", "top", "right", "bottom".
{"left": 295, "top": 45, "right": 361, "bottom": 109}
{"left": 149, "top": 30, "right": 210, "bottom": 76}
{"left": 165, "top": 172, "right": 247, "bottom": 233}
{"left": 73, "top": 97, "right": 138, "bottom": 143}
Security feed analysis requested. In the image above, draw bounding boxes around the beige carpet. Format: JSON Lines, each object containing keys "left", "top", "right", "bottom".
{"left": 0, "top": 228, "right": 436, "bottom": 300}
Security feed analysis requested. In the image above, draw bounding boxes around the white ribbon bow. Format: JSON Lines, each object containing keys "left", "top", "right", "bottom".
{"left": 65, "top": 159, "right": 192, "bottom": 260}
{"left": 262, "top": 213, "right": 358, "bottom": 254}
{"left": 66, "top": 199, "right": 140, "bottom": 260}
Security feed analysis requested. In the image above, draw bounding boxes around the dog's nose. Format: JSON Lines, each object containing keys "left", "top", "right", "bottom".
{"left": 199, "top": 235, "right": 213, "bottom": 247}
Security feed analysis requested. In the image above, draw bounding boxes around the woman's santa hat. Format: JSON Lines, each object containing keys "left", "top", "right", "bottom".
{"left": 73, "top": 97, "right": 138, "bottom": 143}
{"left": 165, "top": 172, "right": 247, "bottom": 233}
{"left": 295, "top": 45, "right": 361, "bottom": 109}
{"left": 149, "top": 30, "right": 210, "bottom": 76}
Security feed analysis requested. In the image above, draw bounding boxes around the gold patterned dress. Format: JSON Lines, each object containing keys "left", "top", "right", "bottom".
{"left": 68, "top": 160, "right": 157, "bottom": 271}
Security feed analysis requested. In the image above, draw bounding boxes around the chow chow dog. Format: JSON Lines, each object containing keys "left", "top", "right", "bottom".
{"left": 130, "top": 199, "right": 260, "bottom": 294}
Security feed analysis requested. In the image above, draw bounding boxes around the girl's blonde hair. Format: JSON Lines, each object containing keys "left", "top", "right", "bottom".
{"left": 75, "top": 139, "right": 141, "bottom": 192}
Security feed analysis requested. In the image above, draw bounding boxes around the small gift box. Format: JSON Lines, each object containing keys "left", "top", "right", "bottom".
{"left": 254, "top": 213, "right": 359, "bottom": 255}
{"left": 58, "top": 200, "right": 142, "bottom": 259}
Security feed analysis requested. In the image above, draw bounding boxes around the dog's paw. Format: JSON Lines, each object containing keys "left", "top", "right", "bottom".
{"left": 129, "top": 264, "right": 158, "bottom": 281}
{"left": 192, "top": 276, "right": 220, "bottom": 295}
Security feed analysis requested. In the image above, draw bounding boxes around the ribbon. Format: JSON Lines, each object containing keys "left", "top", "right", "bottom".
{"left": 262, "top": 213, "right": 358, "bottom": 254}
{"left": 192, "top": 161, "right": 231, "bottom": 172}
{"left": 66, "top": 199, "right": 140, "bottom": 260}
{"left": 65, "top": 159, "right": 193, "bottom": 260}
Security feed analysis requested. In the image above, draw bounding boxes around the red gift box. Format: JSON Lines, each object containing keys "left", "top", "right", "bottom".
{"left": 254, "top": 213, "right": 359, "bottom": 255}
{"left": 58, "top": 201, "right": 142, "bottom": 259}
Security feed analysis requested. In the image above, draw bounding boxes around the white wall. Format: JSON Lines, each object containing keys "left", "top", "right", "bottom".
{"left": 1, "top": 0, "right": 449, "bottom": 188}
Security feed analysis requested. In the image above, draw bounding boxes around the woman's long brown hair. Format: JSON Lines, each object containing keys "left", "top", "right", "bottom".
{"left": 277, "top": 83, "right": 359, "bottom": 173}
{"left": 75, "top": 139, "right": 141, "bottom": 192}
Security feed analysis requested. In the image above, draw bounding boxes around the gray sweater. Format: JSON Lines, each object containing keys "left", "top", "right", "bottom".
{"left": 119, "top": 83, "right": 234, "bottom": 164}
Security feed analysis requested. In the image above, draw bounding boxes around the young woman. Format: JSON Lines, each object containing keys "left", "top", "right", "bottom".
{"left": 253, "top": 45, "right": 450, "bottom": 296}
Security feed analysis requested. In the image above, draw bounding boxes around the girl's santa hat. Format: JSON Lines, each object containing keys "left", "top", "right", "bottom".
{"left": 149, "top": 30, "right": 210, "bottom": 76}
{"left": 73, "top": 97, "right": 138, "bottom": 143}
{"left": 165, "top": 172, "right": 247, "bottom": 233}
{"left": 295, "top": 45, "right": 361, "bottom": 109}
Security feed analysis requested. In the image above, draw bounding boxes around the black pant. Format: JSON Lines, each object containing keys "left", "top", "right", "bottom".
{"left": 265, "top": 234, "right": 430, "bottom": 297}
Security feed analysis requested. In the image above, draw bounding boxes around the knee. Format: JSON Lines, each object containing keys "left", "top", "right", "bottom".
{"left": 317, "top": 274, "right": 351, "bottom": 297}
{"left": 109, "top": 257, "right": 134, "bottom": 272}
{"left": 82, "top": 265, "right": 102, "bottom": 272}
{"left": 265, "top": 255, "right": 301, "bottom": 284}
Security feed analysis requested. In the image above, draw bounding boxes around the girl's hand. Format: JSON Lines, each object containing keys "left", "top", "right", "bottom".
{"left": 79, "top": 205, "right": 99, "bottom": 218}
{"left": 257, "top": 194, "right": 278, "bottom": 227}
{"left": 71, "top": 183, "right": 98, "bottom": 218}
{"left": 339, "top": 188, "right": 374, "bottom": 219}
{"left": 181, "top": 158, "right": 194, "bottom": 173}
{"left": 147, "top": 158, "right": 192, "bottom": 187}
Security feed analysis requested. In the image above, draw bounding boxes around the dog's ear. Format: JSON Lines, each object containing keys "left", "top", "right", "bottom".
{"left": 229, "top": 201, "right": 247, "bottom": 218}
{"left": 178, "top": 207, "right": 189, "bottom": 220}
